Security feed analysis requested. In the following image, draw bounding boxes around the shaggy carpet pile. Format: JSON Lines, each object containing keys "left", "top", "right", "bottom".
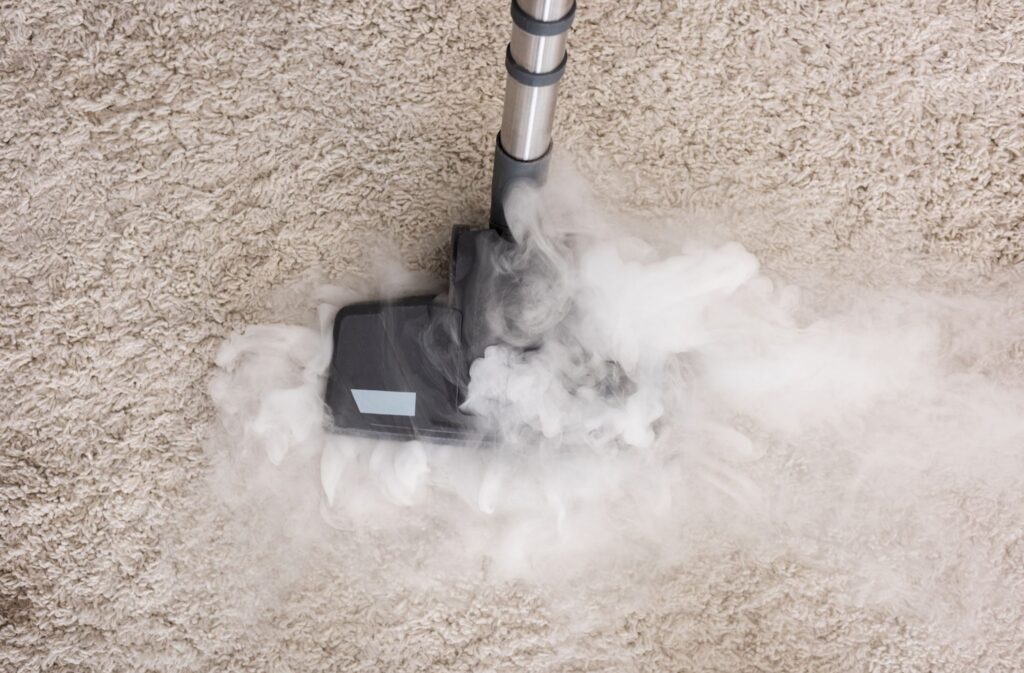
{"left": 2, "top": 1, "right": 1023, "bottom": 671}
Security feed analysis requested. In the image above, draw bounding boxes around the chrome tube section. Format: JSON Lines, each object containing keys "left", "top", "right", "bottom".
{"left": 509, "top": 25, "right": 567, "bottom": 73}
{"left": 518, "top": 0, "right": 574, "bottom": 22}
{"left": 500, "top": 80, "right": 559, "bottom": 161}
{"left": 498, "top": 0, "right": 574, "bottom": 162}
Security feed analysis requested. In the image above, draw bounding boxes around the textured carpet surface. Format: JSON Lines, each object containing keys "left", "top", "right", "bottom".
{"left": 2, "top": 1, "right": 1023, "bottom": 671}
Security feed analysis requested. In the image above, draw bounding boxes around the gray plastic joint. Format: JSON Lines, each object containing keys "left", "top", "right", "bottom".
{"left": 505, "top": 45, "right": 568, "bottom": 87}
{"left": 489, "top": 133, "right": 550, "bottom": 238}
{"left": 510, "top": 0, "right": 576, "bottom": 36}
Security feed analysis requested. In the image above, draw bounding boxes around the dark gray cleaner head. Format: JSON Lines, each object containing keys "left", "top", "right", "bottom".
{"left": 325, "top": 1, "right": 576, "bottom": 443}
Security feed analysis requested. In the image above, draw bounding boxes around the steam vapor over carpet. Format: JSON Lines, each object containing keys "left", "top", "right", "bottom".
{"left": 2, "top": 1, "right": 1023, "bottom": 671}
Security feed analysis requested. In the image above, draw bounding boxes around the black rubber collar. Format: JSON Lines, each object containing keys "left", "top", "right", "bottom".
{"left": 505, "top": 45, "right": 568, "bottom": 87}
{"left": 510, "top": 0, "right": 576, "bottom": 37}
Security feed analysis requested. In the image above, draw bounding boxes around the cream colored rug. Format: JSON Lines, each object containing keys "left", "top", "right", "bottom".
{"left": 3, "top": 1, "right": 1023, "bottom": 671}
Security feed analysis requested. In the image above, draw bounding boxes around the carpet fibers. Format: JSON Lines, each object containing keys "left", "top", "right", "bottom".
{"left": 2, "top": 1, "right": 1023, "bottom": 671}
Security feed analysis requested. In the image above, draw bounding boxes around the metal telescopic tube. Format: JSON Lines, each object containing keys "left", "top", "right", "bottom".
{"left": 490, "top": 0, "right": 574, "bottom": 235}
{"left": 499, "top": 0, "right": 574, "bottom": 160}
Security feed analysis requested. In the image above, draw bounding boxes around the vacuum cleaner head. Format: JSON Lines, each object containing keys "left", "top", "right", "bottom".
{"left": 325, "top": 297, "right": 470, "bottom": 442}
{"left": 324, "top": 0, "right": 576, "bottom": 443}
{"left": 325, "top": 226, "right": 512, "bottom": 443}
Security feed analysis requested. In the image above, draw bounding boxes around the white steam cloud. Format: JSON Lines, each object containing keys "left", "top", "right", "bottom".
{"left": 207, "top": 166, "right": 1024, "bottom": 620}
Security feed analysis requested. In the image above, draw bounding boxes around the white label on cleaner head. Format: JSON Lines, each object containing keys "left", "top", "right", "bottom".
{"left": 351, "top": 389, "right": 417, "bottom": 416}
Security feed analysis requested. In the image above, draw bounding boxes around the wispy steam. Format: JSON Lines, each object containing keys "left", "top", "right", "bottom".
{"left": 207, "top": 165, "right": 1024, "bottom": 619}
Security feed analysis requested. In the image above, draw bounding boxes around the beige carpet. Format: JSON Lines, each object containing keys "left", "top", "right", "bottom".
{"left": 3, "top": 0, "right": 1024, "bottom": 671}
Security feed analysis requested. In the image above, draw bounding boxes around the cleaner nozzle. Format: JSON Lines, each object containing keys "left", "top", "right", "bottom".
{"left": 325, "top": 1, "right": 574, "bottom": 443}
